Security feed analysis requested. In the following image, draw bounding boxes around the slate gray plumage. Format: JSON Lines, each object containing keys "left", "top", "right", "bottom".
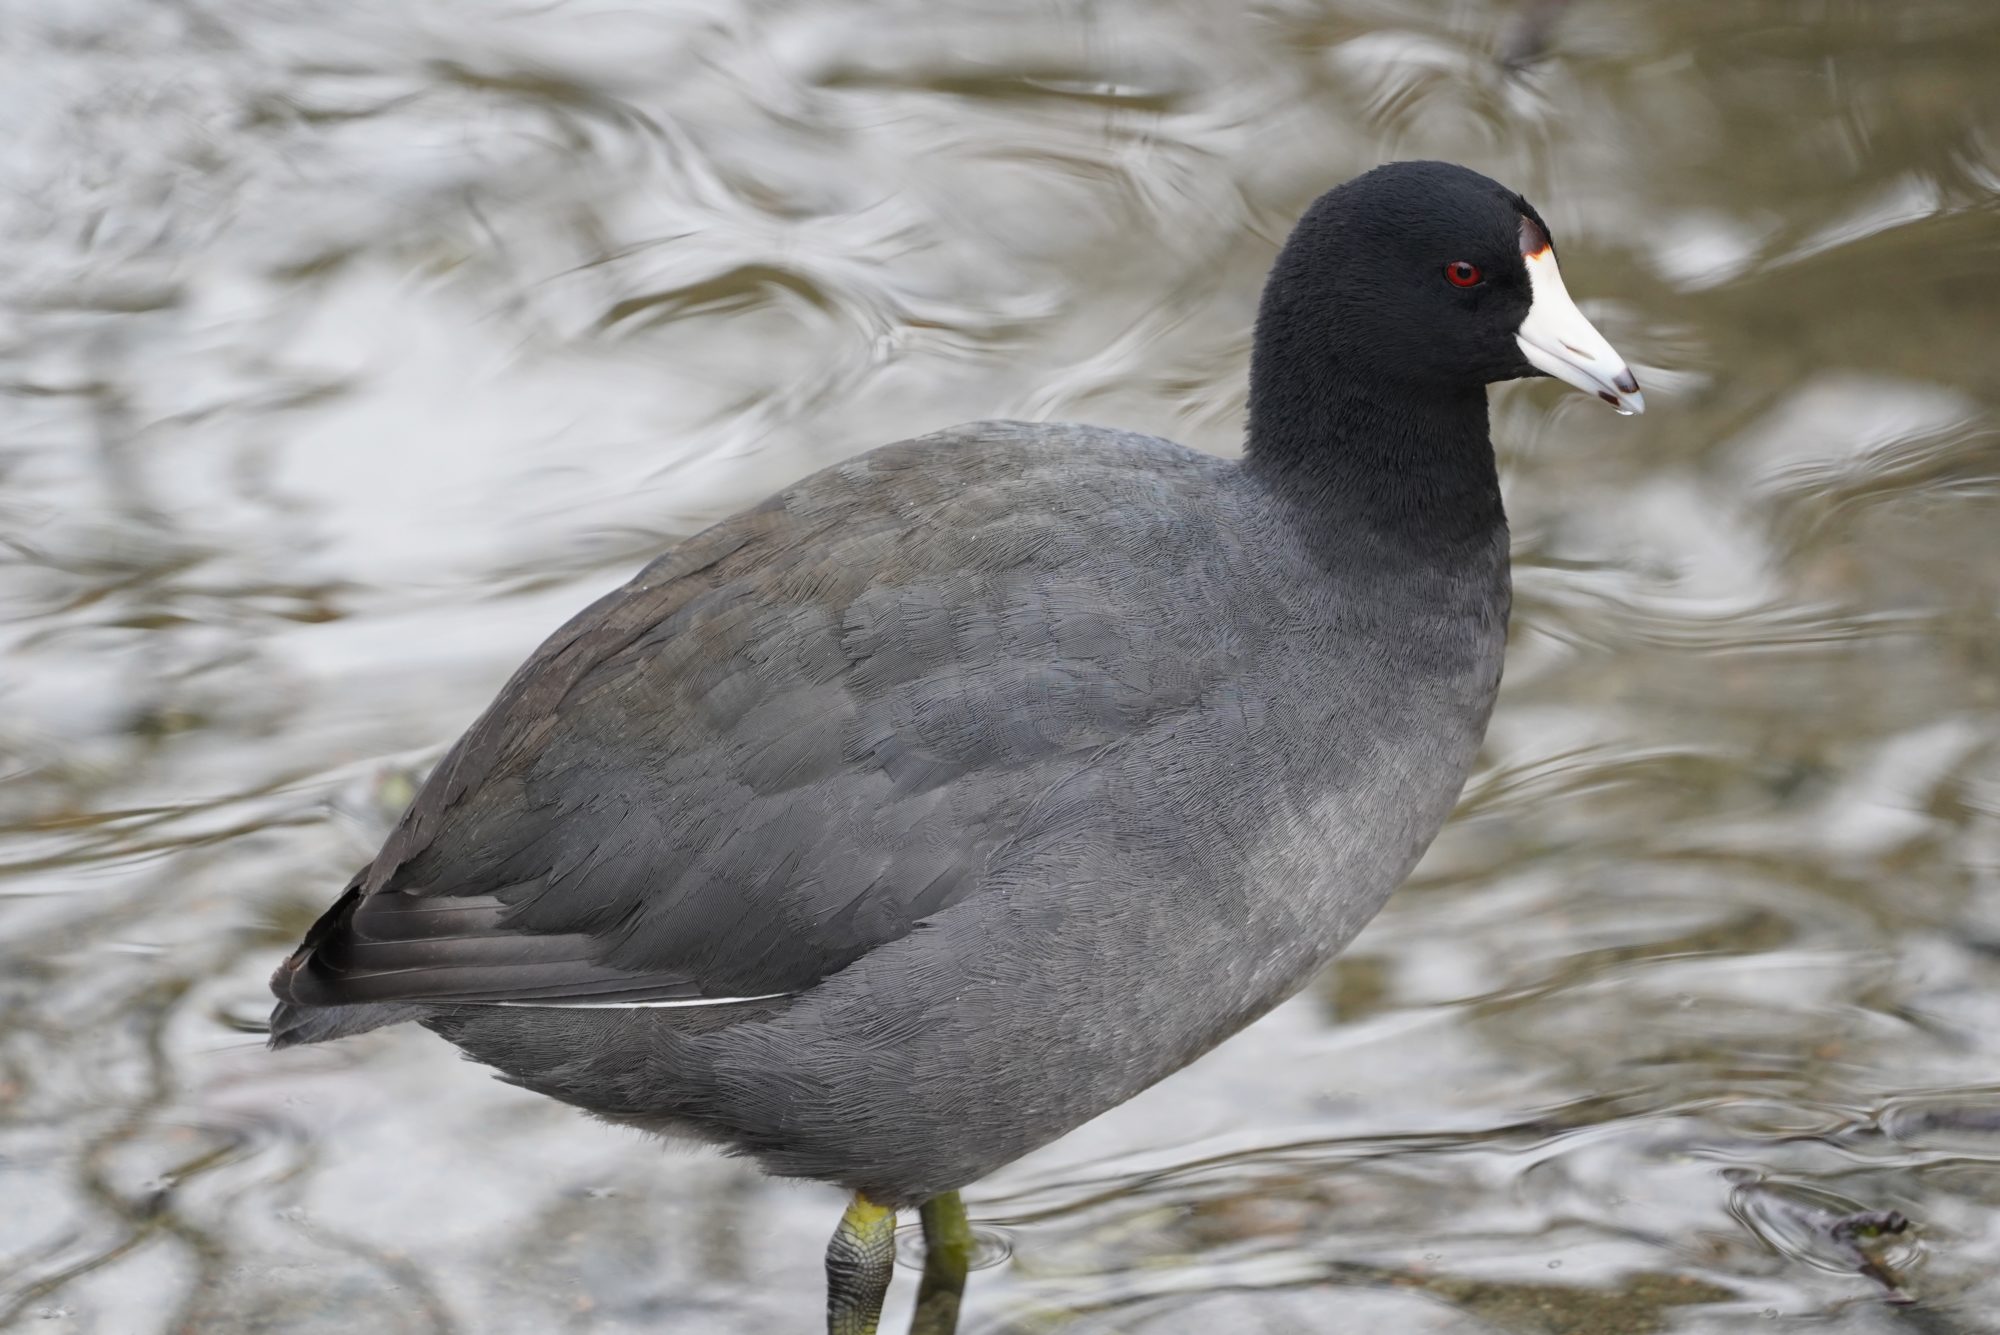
{"left": 278, "top": 415, "right": 1506, "bottom": 1197}
{"left": 271, "top": 160, "right": 1643, "bottom": 1332}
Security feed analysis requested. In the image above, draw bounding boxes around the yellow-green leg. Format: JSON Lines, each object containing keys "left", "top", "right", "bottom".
{"left": 909, "top": 1191, "right": 973, "bottom": 1335}
{"left": 827, "top": 1192, "right": 897, "bottom": 1335}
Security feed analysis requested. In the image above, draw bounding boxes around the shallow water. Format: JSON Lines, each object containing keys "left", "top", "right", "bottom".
{"left": 3, "top": 1, "right": 1999, "bottom": 1331}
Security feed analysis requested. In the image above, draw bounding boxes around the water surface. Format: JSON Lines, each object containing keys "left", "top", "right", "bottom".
{"left": 4, "top": 1, "right": 1999, "bottom": 1331}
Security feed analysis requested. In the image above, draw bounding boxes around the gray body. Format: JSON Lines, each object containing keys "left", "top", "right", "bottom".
{"left": 277, "top": 417, "right": 1508, "bottom": 1205}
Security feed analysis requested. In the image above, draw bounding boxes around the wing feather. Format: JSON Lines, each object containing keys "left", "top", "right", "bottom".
{"left": 272, "top": 427, "right": 1225, "bottom": 1012}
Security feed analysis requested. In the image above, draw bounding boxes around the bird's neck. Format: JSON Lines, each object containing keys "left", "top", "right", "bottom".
{"left": 1242, "top": 366, "right": 1504, "bottom": 565}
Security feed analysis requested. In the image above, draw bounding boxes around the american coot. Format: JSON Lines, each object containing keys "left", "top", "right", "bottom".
{"left": 271, "top": 161, "right": 1642, "bottom": 1334}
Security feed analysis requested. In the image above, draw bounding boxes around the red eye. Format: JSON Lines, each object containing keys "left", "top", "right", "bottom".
{"left": 1444, "top": 260, "right": 1482, "bottom": 287}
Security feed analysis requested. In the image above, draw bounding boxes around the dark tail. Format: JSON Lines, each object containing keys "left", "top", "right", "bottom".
{"left": 268, "top": 879, "right": 426, "bottom": 1049}
{"left": 268, "top": 998, "right": 429, "bottom": 1049}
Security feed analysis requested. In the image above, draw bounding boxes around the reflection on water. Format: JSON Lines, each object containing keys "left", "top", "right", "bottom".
{"left": 3, "top": 0, "right": 1998, "bottom": 1331}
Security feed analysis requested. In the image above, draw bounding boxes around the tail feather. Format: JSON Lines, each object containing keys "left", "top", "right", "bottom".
{"left": 268, "top": 999, "right": 428, "bottom": 1049}
{"left": 269, "top": 879, "right": 426, "bottom": 1048}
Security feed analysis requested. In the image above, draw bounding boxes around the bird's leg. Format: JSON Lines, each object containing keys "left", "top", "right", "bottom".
{"left": 908, "top": 1191, "right": 973, "bottom": 1335}
{"left": 827, "top": 1191, "right": 898, "bottom": 1335}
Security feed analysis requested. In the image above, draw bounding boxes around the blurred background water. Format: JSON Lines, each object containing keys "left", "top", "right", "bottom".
{"left": 2, "top": 0, "right": 1998, "bottom": 1331}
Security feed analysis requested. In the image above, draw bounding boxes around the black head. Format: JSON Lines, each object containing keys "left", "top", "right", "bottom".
{"left": 1244, "top": 161, "right": 1643, "bottom": 547}
{"left": 1251, "top": 161, "right": 1642, "bottom": 413}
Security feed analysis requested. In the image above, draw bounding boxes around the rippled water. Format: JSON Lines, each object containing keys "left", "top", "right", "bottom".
{"left": 3, "top": 1, "right": 1998, "bottom": 1331}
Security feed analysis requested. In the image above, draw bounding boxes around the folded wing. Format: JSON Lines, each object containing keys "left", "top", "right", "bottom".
{"left": 273, "top": 428, "right": 1218, "bottom": 1011}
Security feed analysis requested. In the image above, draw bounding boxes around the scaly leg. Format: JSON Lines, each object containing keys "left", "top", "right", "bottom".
{"left": 826, "top": 1192, "right": 898, "bottom": 1335}
{"left": 908, "top": 1191, "right": 973, "bottom": 1335}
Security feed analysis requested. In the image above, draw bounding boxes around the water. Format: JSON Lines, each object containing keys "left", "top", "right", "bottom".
{"left": 3, "top": 0, "right": 1997, "bottom": 1331}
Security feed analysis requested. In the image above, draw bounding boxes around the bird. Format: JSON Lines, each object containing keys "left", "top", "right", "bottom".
{"left": 270, "top": 159, "right": 1644, "bottom": 1335}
